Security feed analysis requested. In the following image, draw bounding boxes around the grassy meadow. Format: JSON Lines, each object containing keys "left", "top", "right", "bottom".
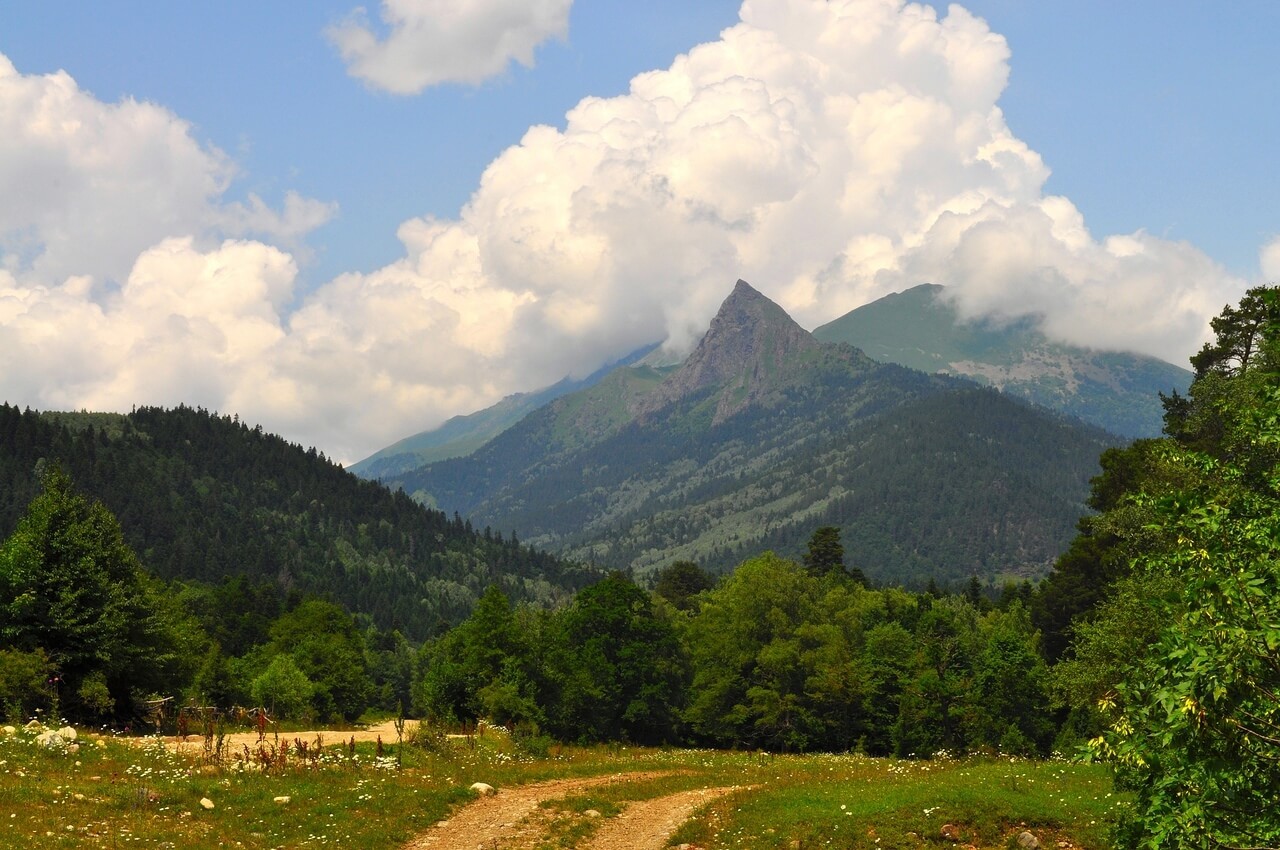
{"left": 0, "top": 720, "right": 1127, "bottom": 850}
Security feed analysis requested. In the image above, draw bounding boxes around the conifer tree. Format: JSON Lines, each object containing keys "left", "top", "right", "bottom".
{"left": 0, "top": 466, "right": 182, "bottom": 720}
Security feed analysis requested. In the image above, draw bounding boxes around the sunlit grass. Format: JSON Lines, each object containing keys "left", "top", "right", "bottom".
{"left": 0, "top": 723, "right": 1126, "bottom": 849}
{"left": 670, "top": 754, "right": 1126, "bottom": 850}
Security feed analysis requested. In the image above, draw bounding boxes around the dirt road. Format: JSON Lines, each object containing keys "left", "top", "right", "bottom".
{"left": 585, "top": 785, "right": 744, "bottom": 850}
{"left": 151, "top": 724, "right": 741, "bottom": 847}
{"left": 403, "top": 772, "right": 744, "bottom": 850}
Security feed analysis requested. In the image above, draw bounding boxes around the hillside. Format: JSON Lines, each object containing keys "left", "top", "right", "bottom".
{"left": 0, "top": 404, "right": 594, "bottom": 638}
{"left": 349, "top": 344, "right": 661, "bottom": 480}
{"left": 813, "top": 283, "right": 1191, "bottom": 437}
{"left": 390, "top": 281, "right": 1117, "bottom": 583}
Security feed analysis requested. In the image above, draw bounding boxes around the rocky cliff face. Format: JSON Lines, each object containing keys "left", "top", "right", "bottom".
{"left": 637, "top": 279, "right": 819, "bottom": 421}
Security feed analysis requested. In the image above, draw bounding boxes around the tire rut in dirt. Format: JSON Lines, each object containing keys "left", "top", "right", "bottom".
{"left": 585, "top": 786, "right": 747, "bottom": 850}
{"left": 403, "top": 772, "right": 674, "bottom": 850}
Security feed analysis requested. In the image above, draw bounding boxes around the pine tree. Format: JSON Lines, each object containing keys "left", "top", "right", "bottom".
{"left": 803, "top": 526, "right": 845, "bottom": 577}
{"left": 0, "top": 466, "right": 182, "bottom": 720}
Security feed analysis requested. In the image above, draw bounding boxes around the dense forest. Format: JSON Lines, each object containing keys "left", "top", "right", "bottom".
{"left": 0, "top": 404, "right": 595, "bottom": 638}
{"left": 0, "top": 470, "right": 1057, "bottom": 757}
{"left": 1, "top": 286, "right": 1277, "bottom": 849}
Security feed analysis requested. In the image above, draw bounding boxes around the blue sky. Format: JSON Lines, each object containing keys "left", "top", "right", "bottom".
{"left": 1, "top": 1, "right": 1276, "bottom": 460}
{"left": 5, "top": 0, "right": 746, "bottom": 290}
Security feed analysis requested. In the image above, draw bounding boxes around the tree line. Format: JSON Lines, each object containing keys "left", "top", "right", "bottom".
{"left": 0, "top": 473, "right": 1056, "bottom": 760}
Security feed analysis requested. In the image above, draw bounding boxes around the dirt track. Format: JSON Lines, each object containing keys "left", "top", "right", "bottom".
{"left": 152, "top": 724, "right": 740, "bottom": 847}
{"left": 403, "top": 772, "right": 744, "bottom": 850}
{"left": 585, "top": 785, "right": 744, "bottom": 850}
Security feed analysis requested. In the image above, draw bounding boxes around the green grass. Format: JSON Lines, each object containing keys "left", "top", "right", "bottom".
{"left": 669, "top": 754, "right": 1126, "bottom": 850}
{"left": 0, "top": 724, "right": 1127, "bottom": 849}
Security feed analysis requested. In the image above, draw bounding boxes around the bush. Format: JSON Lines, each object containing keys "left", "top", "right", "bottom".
{"left": 76, "top": 672, "right": 114, "bottom": 718}
{"left": 251, "top": 654, "right": 314, "bottom": 721}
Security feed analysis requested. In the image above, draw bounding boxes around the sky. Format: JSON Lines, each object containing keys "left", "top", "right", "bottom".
{"left": 2, "top": 0, "right": 1277, "bottom": 463}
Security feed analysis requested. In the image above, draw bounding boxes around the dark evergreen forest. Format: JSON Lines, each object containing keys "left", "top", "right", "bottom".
{"left": 0, "top": 404, "right": 595, "bottom": 639}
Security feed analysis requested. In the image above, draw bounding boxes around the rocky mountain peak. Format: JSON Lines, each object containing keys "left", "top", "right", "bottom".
{"left": 637, "top": 279, "right": 819, "bottom": 420}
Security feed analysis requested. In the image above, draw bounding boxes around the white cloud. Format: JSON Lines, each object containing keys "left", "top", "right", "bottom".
{"left": 308, "top": 0, "right": 1243, "bottom": 414}
{"left": 1262, "top": 235, "right": 1280, "bottom": 281}
{"left": 328, "top": 0, "right": 573, "bottom": 94}
{"left": 0, "top": 1, "right": 1262, "bottom": 463}
{"left": 0, "top": 54, "right": 334, "bottom": 286}
{"left": 0, "top": 238, "right": 295, "bottom": 413}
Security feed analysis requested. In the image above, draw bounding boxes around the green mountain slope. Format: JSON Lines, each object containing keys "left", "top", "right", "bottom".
{"left": 390, "top": 281, "right": 1117, "bottom": 584}
{"left": 0, "top": 404, "right": 594, "bottom": 638}
{"left": 349, "top": 344, "right": 660, "bottom": 479}
{"left": 813, "top": 283, "right": 1191, "bottom": 437}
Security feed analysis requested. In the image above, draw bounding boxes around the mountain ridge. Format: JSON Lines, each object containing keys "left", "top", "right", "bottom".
{"left": 813, "top": 283, "right": 1190, "bottom": 437}
{"left": 355, "top": 282, "right": 1183, "bottom": 483}
{"left": 349, "top": 343, "right": 662, "bottom": 479}
{"left": 636, "top": 279, "right": 821, "bottom": 422}
{"left": 389, "top": 280, "right": 1117, "bottom": 583}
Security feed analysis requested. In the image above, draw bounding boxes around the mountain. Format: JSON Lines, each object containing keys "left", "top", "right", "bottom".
{"left": 349, "top": 343, "right": 660, "bottom": 480}
{"left": 354, "top": 281, "right": 1185, "bottom": 488}
{"left": 813, "top": 283, "right": 1191, "bottom": 438}
{"left": 388, "top": 281, "right": 1118, "bottom": 584}
{"left": 0, "top": 404, "right": 595, "bottom": 639}
{"left": 635, "top": 279, "right": 821, "bottom": 421}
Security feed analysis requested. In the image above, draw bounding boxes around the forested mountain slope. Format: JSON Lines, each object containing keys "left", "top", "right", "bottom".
{"left": 392, "top": 281, "right": 1118, "bottom": 583}
{"left": 814, "top": 283, "right": 1191, "bottom": 438}
{"left": 0, "top": 404, "right": 594, "bottom": 638}
{"left": 349, "top": 344, "right": 661, "bottom": 480}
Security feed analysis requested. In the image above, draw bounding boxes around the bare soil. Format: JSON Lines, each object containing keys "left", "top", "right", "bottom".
{"left": 585, "top": 785, "right": 745, "bottom": 850}
{"left": 152, "top": 718, "right": 418, "bottom": 755}
{"left": 402, "top": 772, "right": 742, "bottom": 850}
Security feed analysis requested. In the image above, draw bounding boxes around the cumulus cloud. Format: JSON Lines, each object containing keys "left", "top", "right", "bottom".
{"left": 1262, "top": 236, "right": 1280, "bottom": 282}
{"left": 0, "top": 54, "right": 334, "bottom": 286}
{"left": 0, "top": 238, "right": 294, "bottom": 412}
{"left": 328, "top": 0, "right": 573, "bottom": 93}
{"left": 0, "top": 1, "right": 1262, "bottom": 463}
{"left": 307, "top": 0, "right": 1243, "bottom": 412}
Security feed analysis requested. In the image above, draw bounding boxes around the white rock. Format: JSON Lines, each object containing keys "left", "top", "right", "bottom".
{"left": 199, "top": 797, "right": 215, "bottom": 810}
{"left": 36, "top": 731, "right": 64, "bottom": 749}
{"left": 57, "top": 726, "right": 77, "bottom": 741}
{"left": 469, "top": 782, "right": 496, "bottom": 796}
{"left": 2, "top": 725, "right": 16, "bottom": 735}
{"left": 273, "top": 796, "right": 291, "bottom": 804}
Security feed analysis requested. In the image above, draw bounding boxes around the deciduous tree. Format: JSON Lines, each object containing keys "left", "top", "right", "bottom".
{"left": 1089, "top": 288, "right": 1280, "bottom": 848}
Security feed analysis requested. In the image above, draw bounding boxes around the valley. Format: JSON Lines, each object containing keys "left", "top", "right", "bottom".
{"left": 1, "top": 283, "right": 1276, "bottom": 850}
